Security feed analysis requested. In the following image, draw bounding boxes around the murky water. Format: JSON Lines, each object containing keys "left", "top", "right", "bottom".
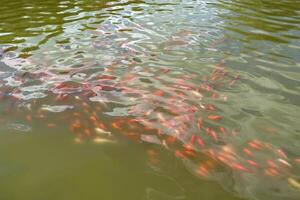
{"left": 0, "top": 0, "right": 300, "bottom": 200}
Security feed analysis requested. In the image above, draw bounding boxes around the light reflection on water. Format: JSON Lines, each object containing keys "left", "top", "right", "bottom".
{"left": 0, "top": 0, "right": 300, "bottom": 200}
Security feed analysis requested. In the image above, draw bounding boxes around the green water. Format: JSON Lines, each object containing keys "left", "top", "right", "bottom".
{"left": 0, "top": 0, "right": 300, "bottom": 200}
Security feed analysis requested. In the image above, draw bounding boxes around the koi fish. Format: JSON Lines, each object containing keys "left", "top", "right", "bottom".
{"left": 95, "top": 127, "right": 111, "bottom": 136}
{"left": 93, "top": 137, "right": 116, "bottom": 144}
{"left": 207, "top": 115, "right": 223, "bottom": 121}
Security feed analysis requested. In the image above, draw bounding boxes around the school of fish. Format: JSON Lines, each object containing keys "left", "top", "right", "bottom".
{"left": 0, "top": 18, "right": 299, "bottom": 200}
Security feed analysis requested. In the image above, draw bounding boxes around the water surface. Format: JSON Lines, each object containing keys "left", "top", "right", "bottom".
{"left": 0, "top": 0, "right": 300, "bottom": 200}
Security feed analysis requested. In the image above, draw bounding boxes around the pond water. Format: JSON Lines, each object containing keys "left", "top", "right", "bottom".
{"left": 0, "top": 0, "right": 300, "bottom": 200}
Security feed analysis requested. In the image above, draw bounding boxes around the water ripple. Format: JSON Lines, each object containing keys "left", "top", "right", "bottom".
{"left": 0, "top": 1, "right": 300, "bottom": 200}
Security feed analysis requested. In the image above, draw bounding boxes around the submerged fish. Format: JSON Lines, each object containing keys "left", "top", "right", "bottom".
{"left": 93, "top": 137, "right": 116, "bottom": 144}
{"left": 1, "top": 25, "right": 298, "bottom": 200}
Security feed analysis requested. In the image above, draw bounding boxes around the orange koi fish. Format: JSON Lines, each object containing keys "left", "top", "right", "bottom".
{"left": 243, "top": 147, "right": 254, "bottom": 157}
{"left": 196, "top": 137, "right": 205, "bottom": 148}
{"left": 197, "top": 118, "right": 203, "bottom": 130}
{"left": 206, "top": 128, "right": 218, "bottom": 142}
{"left": 247, "top": 160, "right": 259, "bottom": 167}
{"left": 175, "top": 150, "right": 186, "bottom": 159}
{"left": 207, "top": 115, "right": 223, "bottom": 121}
{"left": 231, "top": 163, "right": 251, "bottom": 173}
